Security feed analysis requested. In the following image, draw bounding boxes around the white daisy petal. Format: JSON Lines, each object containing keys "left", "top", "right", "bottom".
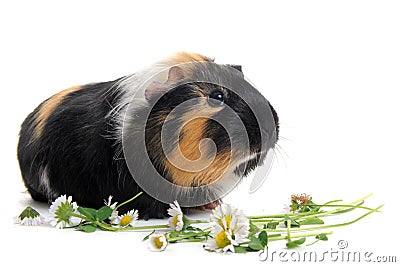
{"left": 15, "top": 206, "right": 44, "bottom": 226}
{"left": 104, "top": 195, "right": 118, "bottom": 210}
{"left": 149, "top": 233, "right": 168, "bottom": 252}
{"left": 167, "top": 200, "right": 185, "bottom": 231}
{"left": 206, "top": 203, "right": 250, "bottom": 253}
{"left": 113, "top": 209, "right": 138, "bottom": 227}
{"left": 223, "top": 244, "right": 235, "bottom": 253}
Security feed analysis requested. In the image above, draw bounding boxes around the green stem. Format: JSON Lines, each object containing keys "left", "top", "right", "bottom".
{"left": 185, "top": 219, "right": 208, "bottom": 224}
{"left": 296, "top": 204, "right": 383, "bottom": 232}
{"left": 307, "top": 239, "right": 321, "bottom": 246}
{"left": 285, "top": 194, "right": 374, "bottom": 222}
{"left": 350, "top": 192, "right": 373, "bottom": 204}
{"left": 323, "top": 199, "right": 343, "bottom": 205}
{"left": 168, "top": 231, "right": 210, "bottom": 242}
{"left": 248, "top": 213, "right": 290, "bottom": 219}
{"left": 71, "top": 212, "right": 169, "bottom": 232}
{"left": 248, "top": 208, "right": 341, "bottom": 221}
{"left": 296, "top": 203, "right": 374, "bottom": 211}
{"left": 116, "top": 192, "right": 143, "bottom": 210}
{"left": 289, "top": 201, "right": 378, "bottom": 222}
{"left": 268, "top": 231, "right": 333, "bottom": 242}
{"left": 247, "top": 193, "right": 373, "bottom": 220}
{"left": 183, "top": 237, "right": 208, "bottom": 242}
{"left": 117, "top": 224, "right": 170, "bottom": 231}
{"left": 252, "top": 204, "right": 383, "bottom": 233}
{"left": 286, "top": 218, "right": 292, "bottom": 242}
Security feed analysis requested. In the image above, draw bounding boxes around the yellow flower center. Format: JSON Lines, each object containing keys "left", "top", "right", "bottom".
{"left": 172, "top": 215, "right": 179, "bottom": 227}
{"left": 218, "top": 215, "right": 232, "bottom": 229}
{"left": 154, "top": 236, "right": 164, "bottom": 249}
{"left": 120, "top": 215, "right": 132, "bottom": 227}
{"left": 215, "top": 231, "right": 231, "bottom": 248}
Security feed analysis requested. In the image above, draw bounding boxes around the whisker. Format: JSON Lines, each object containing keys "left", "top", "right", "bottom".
{"left": 272, "top": 148, "right": 279, "bottom": 165}
{"left": 273, "top": 145, "right": 288, "bottom": 168}
{"left": 276, "top": 143, "right": 289, "bottom": 160}
{"left": 278, "top": 135, "right": 291, "bottom": 142}
{"left": 279, "top": 136, "right": 290, "bottom": 141}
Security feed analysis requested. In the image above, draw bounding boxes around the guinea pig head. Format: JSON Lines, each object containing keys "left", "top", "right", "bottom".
{"left": 143, "top": 62, "right": 279, "bottom": 188}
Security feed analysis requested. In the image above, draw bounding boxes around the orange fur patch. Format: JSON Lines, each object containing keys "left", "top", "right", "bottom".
{"left": 165, "top": 115, "right": 232, "bottom": 187}
{"left": 168, "top": 52, "right": 210, "bottom": 65}
{"left": 32, "top": 85, "right": 82, "bottom": 139}
{"left": 167, "top": 149, "right": 232, "bottom": 187}
{"left": 179, "top": 118, "right": 208, "bottom": 161}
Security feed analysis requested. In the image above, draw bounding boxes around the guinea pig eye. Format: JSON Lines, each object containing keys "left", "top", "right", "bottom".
{"left": 207, "top": 90, "right": 224, "bottom": 107}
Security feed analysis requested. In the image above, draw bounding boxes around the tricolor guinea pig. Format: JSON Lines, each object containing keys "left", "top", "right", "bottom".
{"left": 17, "top": 52, "right": 279, "bottom": 219}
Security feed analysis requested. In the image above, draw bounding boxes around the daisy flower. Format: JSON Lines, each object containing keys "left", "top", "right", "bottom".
{"left": 112, "top": 209, "right": 138, "bottom": 227}
{"left": 205, "top": 226, "right": 237, "bottom": 253}
{"left": 205, "top": 203, "right": 250, "bottom": 252}
{"left": 48, "top": 195, "right": 80, "bottom": 229}
{"left": 210, "top": 203, "right": 249, "bottom": 233}
{"left": 14, "top": 206, "right": 44, "bottom": 226}
{"left": 104, "top": 195, "right": 118, "bottom": 221}
{"left": 149, "top": 233, "right": 168, "bottom": 252}
{"left": 167, "top": 200, "right": 184, "bottom": 231}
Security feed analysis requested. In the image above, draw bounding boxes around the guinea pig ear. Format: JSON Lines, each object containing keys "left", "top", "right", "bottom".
{"left": 145, "top": 66, "right": 185, "bottom": 101}
{"left": 166, "top": 66, "right": 185, "bottom": 84}
{"left": 227, "top": 64, "right": 242, "bottom": 72}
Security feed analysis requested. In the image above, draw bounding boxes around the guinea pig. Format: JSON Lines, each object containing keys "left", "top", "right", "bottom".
{"left": 17, "top": 52, "right": 279, "bottom": 219}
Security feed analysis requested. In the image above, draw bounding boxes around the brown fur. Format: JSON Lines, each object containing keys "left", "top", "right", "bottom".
{"left": 32, "top": 85, "right": 82, "bottom": 139}
{"left": 179, "top": 118, "right": 208, "bottom": 161}
{"left": 161, "top": 52, "right": 212, "bottom": 80}
{"left": 167, "top": 148, "right": 232, "bottom": 187}
{"left": 165, "top": 105, "right": 231, "bottom": 187}
{"left": 167, "top": 52, "right": 210, "bottom": 65}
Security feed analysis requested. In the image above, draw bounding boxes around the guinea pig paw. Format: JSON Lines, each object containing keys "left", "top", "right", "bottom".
{"left": 140, "top": 208, "right": 168, "bottom": 220}
{"left": 142, "top": 214, "right": 150, "bottom": 221}
{"left": 196, "top": 200, "right": 222, "bottom": 210}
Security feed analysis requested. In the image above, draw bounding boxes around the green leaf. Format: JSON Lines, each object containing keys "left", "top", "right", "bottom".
{"left": 234, "top": 246, "right": 249, "bottom": 253}
{"left": 248, "top": 221, "right": 260, "bottom": 236}
{"left": 284, "top": 215, "right": 300, "bottom": 228}
{"left": 266, "top": 222, "right": 279, "bottom": 229}
{"left": 308, "top": 199, "right": 321, "bottom": 212}
{"left": 77, "top": 207, "right": 97, "bottom": 220}
{"left": 248, "top": 236, "right": 265, "bottom": 251}
{"left": 142, "top": 230, "right": 156, "bottom": 241}
{"left": 299, "top": 217, "right": 324, "bottom": 225}
{"left": 316, "top": 233, "right": 328, "bottom": 241}
{"left": 259, "top": 231, "right": 268, "bottom": 246}
{"left": 286, "top": 237, "right": 306, "bottom": 248}
{"left": 168, "top": 231, "right": 180, "bottom": 238}
{"left": 96, "top": 206, "right": 113, "bottom": 221}
{"left": 81, "top": 224, "right": 97, "bottom": 233}
{"left": 19, "top": 206, "right": 40, "bottom": 219}
{"left": 185, "top": 225, "right": 202, "bottom": 231}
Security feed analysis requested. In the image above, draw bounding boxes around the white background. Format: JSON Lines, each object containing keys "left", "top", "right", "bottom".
{"left": 1, "top": 0, "right": 399, "bottom": 266}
